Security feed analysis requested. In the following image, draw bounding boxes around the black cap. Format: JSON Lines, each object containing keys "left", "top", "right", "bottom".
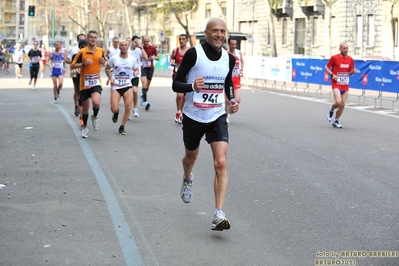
{"left": 78, "top": 40, "right": 88, "bottom": 48}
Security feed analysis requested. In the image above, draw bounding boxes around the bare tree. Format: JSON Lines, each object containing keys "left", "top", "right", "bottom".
{"left": 93, "top": 0, "right": 115, "bottom": 48}
{"left": 120, "top": 0, "right": 136, "bottom": 38}
{"left": 264, "top": 0, "right": 282, "bottom": 57}
{"left": 34, "top": 0, "right": 53, "bottom": 41}
{"left": 68, "top": 0, "right": 90, "bottom": 33}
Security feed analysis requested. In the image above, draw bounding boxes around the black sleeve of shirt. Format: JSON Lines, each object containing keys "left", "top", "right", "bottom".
{"left": 225, "top": 53, "right": 236, "bottom": 100}
{"left": 172, "top": 48, "right": 197, "bottom": 93}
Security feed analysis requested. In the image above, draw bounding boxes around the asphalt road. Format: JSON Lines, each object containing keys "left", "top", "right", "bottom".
{"left": 1, "top": 65, "right": 399, "bottom": 266}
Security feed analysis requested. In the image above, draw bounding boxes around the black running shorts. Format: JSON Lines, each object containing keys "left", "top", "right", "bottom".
{"left": 182, "top": 113, "right": 229, "bottom": 151}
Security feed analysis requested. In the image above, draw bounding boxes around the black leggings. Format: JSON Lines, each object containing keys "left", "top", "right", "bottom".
{"left": 30, "top": 65, "right": 40, "bottom": 79}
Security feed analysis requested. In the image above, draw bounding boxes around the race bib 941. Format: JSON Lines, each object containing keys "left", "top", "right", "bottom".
{"left": 193, "top": 82, "right": 225, "bottom": 108}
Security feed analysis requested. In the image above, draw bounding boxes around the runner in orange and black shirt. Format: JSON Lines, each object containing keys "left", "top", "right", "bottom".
{"left": 71, "top": 30, "right": 108, "bottom": 138}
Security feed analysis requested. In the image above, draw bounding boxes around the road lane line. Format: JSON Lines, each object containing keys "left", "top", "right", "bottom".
{"left": 54, "top": 103, "right": 144, "bottom": 266}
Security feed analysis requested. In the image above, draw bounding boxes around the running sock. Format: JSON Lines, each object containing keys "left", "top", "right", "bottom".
{"left": 93, "top": 107, "right": 99, "bottom": 117}
{"left": 82, "top": 113, "right": 89, "bottom": 126}
{"left": 184, "top": 174, "right": 193, "bottom": 181}
{"left": 142, "top": 88, "right": 148, "bottom": 102}
{"left": 214, "top": 208, "right": 222, "bottom": 215}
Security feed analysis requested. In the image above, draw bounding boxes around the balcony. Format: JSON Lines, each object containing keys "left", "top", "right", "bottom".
{"left": 272, "top": 0, "right": 293, "bottom": 20}
{"left": 60, "top": 31, "right": 68, "bottom": 37}
{"left": 300, "top": 0, "right": 325, "bottom": 17}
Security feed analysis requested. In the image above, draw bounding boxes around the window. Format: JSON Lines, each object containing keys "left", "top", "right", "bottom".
{"left": 312, "top": 17, "right": 318, "bottom": 45}
{"left": 356, "top": 15, "right": 363, "bottom": 47}
{"left": 367, "top": 14, "right": 375, "bottom": 46}
{"left": 205, "top": 3, "right": 211, "bottom": 18}
{"left": 19, "top": 15, "right": 24, "bottom": 25}
{"left": 282, "top": 18, "right": 287, "bottom": 45}
{"left": 221, "top": 1, "right": 226, "bottom": 16}
{"left": 394, "top": 18, "right": 398, "bottom": 47}
{"left": 61, "top": 25, "right": 66, "bottom": 31}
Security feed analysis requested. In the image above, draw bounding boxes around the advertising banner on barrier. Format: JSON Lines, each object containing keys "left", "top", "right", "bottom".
{"left": 289, "top": 58, "right": 399, "bottom": 93}
{"left": 291, "top": 59, "right": 330, "bottom": 85}
{"left": 244, "top": 56, "right": 292, "bottom": 82}
{"left": 356, "top": 60, "right": 399, "bottom": 93}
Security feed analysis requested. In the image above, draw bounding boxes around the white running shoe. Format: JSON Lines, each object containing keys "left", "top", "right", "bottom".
{"left": 52, "top": 98, "right": 57, "bottom": 103}
{"left": 133, "top": 108, "right": 139, "bottom": 117}
{"left": 32, "top": 86, "right": 36, "bottom": 91}
{"left": 91, "top": 115, "right": 99, "bottom": 131}
{"left": 174, "top": 112, "right": 182, "bottom": 124}
{"left": 332, "top": 120, "right": 343, "bottom": 128}
{"left": 180, "top": 175, "right": 193, "bottom": 203}
{"left": 81, "top": 127, "right": 89, "bottom": 138}
{"left": 326, "top": 107, "right": 333, "bottom": 122}
{"left": 140, "top": 95, "right": 145, "bottom": 107}
{"left": 211, "top": 209, "right": 230, "bottom": 231}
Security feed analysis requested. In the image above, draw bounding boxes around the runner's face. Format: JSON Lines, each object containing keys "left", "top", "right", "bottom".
{"left": 78, "top": 35, "right": 86, "bottom": 42}
{"left": 88, "top": 33, "right": 97, "bottom": 46}
{"left": 133, "top": 38, "right": 141, "bottom": 48}
{"left": 179, "top": 36, "right": 188, "bottom": 47}
{"left": 119, "top": 41, "right": 129, "bottom": 54}
{"left": 55, "top": 43, "right": 61, "bottom": 51}
{"left": 113, "top": 39, "right": 119, "bottom": 48}
{"left": 143, "top": 38, "right": 150, "bottom": 47}
{"left": 340, "top": 45, "right": 348, "bottom": 56}
{"left": 205, "top": 19, "right": 226, "bottom": 50}
{"left": 228, "top": 40, "right": 237, "bottom": 51}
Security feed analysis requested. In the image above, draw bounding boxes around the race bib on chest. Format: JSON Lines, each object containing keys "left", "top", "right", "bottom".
{"left": 232, "top": 67, "right": 240, "bottom": 77}
{"left": 142, "top": 59, "right": 151, "bottom": 68}
{"left": 114, "top": 74, "right": 130, "bottom": 86}
{"left": 31, "top": 56, "right": 40, "bottom": 63}
{"left": 52, "top": 61, "right": 63, "bottom": 68}
{"left": 84, "top": 74, "right": 100, "bottom": 89}
{"left": 193, "top": 82, "right": 225, "bottom": 109}
{"left": 337, "top": 72, "right": 349, "bottom": 85}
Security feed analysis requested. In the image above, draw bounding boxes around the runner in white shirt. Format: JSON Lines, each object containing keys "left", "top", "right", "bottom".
{"left": 128, "top": 35, "right": 148, "bottom": 119}
{"left": 105, "top": 40, "right": 139, "bottom": 135}
{"left": 12, "top": 43, "right": 24, "bottom": 82}
{"left": 104, "top": 37, "right": 120, "bottom": 86}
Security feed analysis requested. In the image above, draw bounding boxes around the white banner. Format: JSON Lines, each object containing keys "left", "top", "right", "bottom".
{"left": 243, "top": 56, "right": 292, "bottom": 82}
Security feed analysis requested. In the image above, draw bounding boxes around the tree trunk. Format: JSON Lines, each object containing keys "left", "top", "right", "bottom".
{"left": 264, "top": 0, "right": 277, "bottom": 56}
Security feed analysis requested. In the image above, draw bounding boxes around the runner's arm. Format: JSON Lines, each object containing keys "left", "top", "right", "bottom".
{"left": 225, "top": 54, "right": 236, "bottom": 100}
{"left": 70, "top": 52, "right": 83, "bottom": 70}
{"left": 172, "top": 48, "right": 196, "bottom": 93}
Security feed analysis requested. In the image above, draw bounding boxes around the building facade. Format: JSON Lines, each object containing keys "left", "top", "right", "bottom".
{"left": 2, "top": 0, "right": 399, "bottom": 60}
